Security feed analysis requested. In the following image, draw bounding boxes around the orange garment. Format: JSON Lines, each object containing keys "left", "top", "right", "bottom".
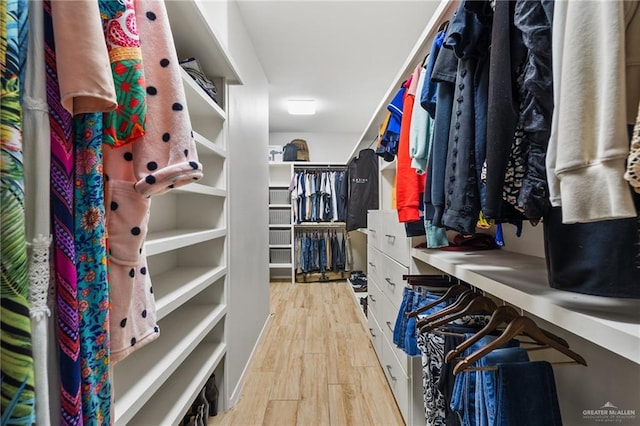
{"left": 396, "top": 65, "right": 424, "bottom": 222}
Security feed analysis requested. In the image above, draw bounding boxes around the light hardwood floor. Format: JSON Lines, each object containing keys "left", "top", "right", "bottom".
{"left": 209, "top": 281, "right": 405, "bottom": 426}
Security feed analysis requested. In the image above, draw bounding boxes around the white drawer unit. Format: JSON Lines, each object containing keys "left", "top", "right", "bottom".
{"left": 366, "top": 210, "right": 427, "bottom": 426}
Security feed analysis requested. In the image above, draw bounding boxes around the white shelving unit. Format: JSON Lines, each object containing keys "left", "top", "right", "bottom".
{"left": 268, "top": 162, "right": 295, "bottom": 281}
{"left": 268, "top": 162, "right": 348, "bottom": 282}
{"left": 113, "top": 1, "right": 241, "bottom": 423}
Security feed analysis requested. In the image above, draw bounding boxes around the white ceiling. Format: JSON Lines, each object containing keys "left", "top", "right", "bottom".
{"left": 235, "top": 0, "right": 441, "bottom": 136}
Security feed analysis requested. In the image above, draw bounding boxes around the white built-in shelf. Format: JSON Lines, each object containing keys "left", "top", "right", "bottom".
{"left": 193, "top": 130, "right": 226, "bottom": 158}
{"left": 114, "top": 304, "right": 227, "bottom": 424}
{"left": 128, "top": 342, "right": 226, "bottom": 426}
{"left": 165, "top": 0, "right": 242, "bottom": 84}
{"left": 146, "top": 228, "right": 226, "bottom": 256}
{"left": 269, "top": 204, "right": 291, "bottom": 208}
{"left": 172, "top": 183, "right": 226, "bottom": 197}
{"left": 180, "top": 68, "right": 226, "bottom": 121}
{"left": 269, "top": 263, "right": 293, "bottom": 269}
{"left": 154, "top": 265, "right": 227, "bottom": 320}
{"left": 411, "top": 248, "right": 640, "bottom": 364}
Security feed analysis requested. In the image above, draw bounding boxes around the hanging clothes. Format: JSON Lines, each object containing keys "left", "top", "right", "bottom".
{"left": 345, "top": 149, "right": 379, "bottom": 231}
{"left": 440, "top": 0, "right": 492, "bottom": 235}
{"left": 44, "top": 0, "right": 85, "bottom": 422}
{"left": 1, "top": 0, "right": 37, "bottom": 423}
{"left": 290, "top": 169, "right": 345, "bottom": 223}
{"left": 547, "top": 0, "right": 639, "bottom": 223}
{"left": 50, "top": 0, "right": 118, "bottom": 421}
{"left": 395, "top": 67, "right": 424, "bottom": 223}
{"left": 295, "top": 229, "right": 347, "bottom": 274}
{"left": 98, "top": 0, "right": 147, "bottom": 147}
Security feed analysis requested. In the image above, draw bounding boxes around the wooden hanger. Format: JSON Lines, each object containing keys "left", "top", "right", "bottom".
{"left": 415, "top": 290, "right": 477, "bottom": 329}
{"left": 444, "top": 306, "right": 572, "bottom": 362}
{"left": 453, "top": 316, "right": 587, "bottom": 375}
{"left": 445, "top": 305, "right": 520, "bottom": 362}
{"left": 407, "top": 284, "right": 469, "bottom": 318}
{"left": 419, "top": 295, "right": 498, "bottom": 334}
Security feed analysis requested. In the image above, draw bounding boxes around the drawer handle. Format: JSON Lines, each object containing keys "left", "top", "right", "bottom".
{"left": 369, "top": 328, "right": 376, "bottom": 337}
{"left": 386, "top": 321, "right": 393, "bottom": 331}
{"left": 368, "top": 229, "right": 376, "bottom": 233}
{"left": 386, "top": 365, "right": 397, "bottom": 381}
{"left": 369, "top": 295, "right": 376, "bottom": 302}
{"left": 385, "top": 278, "right": 396, "bottom": 287}
{"left": 384, "top": 234, "right": 396, "bottom": 240}
{"left": 368, "top": 261, "right": 376, "bottom": 267}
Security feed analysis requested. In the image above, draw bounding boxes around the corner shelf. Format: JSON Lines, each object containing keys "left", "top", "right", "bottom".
{"left": 411, "top": 248, "right": 640, "bottom": 364}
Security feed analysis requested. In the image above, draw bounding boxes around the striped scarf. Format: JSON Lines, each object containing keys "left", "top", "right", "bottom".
{"left": 44, "top": 0, "right": 83, "bottom": 424}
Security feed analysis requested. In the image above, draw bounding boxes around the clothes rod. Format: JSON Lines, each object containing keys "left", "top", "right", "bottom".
{"left": 293, "top": 165, "right": 346, "bottom": 170}
{"left": 294, "top": 222, "right": 346, "bottom": 229}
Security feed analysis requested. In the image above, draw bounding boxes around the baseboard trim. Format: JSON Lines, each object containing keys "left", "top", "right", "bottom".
{"left": 228, "top": 313, "right": 273, "bottom": 408}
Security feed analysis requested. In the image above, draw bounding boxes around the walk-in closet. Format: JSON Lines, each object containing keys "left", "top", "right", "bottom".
{"left": 2, "top": 0, "right": 639, "bottom": 425}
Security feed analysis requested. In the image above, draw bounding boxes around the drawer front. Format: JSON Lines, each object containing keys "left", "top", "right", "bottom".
{"left": 367, "top": 279, "right": 384, "bottom": 323}
{"left": 381, "top": 339, "right": 410, "bottom": 424}
{"left": 367, "top": 311, "right": 384, "bottom": 360}
{"left": 367, "top": 244, "right": 381, "bottom": 287}
{"left": 378, "top": 211, "right": 412, "bottom": 265}
{"left": 378, "top": 252, "right": 409, "bottom": 309}
{"left": 380, "top": 291, "right": 411, "bottom": 375}
{"left": 366, "top": 211, "right": 381, "bottom": 251}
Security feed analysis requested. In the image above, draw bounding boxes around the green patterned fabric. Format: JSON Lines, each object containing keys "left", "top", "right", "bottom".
{"left": 1, "top": 0, "right": 36, "bottom": 423}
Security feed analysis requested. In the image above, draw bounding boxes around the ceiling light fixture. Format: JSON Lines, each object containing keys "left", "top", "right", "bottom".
{"left": 287, "top": 99, "right": 316, "bottom": 115}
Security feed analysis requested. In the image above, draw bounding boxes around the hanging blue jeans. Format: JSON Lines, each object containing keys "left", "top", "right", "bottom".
{"left": 393, "top": 287, "right": 412, "bottom": 347}
{"left": 475, "top": 347, "right": 529, "bottom": 426}
{"left": 318, "top": 236, "right": 327, "bottom": 272}
{"left": 404, "top": 292, "right": 447, "bottom": 356}
{"left": 450, "top": 335, "right": 520, "bottom": 426}
{"left": 494, "top": 361, "right": 562, "bottom": 426}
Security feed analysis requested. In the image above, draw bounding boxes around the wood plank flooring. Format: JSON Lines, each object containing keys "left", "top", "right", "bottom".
{"left": 209, "top": 281, "right": 404, "bottom": 426}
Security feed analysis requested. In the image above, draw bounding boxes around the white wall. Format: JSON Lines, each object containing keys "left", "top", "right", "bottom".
{"left": 202, "top": 0, "right": 271, "bottom": 409}
{"left": 270, "top": 132, "right": 361, "bottom": 163}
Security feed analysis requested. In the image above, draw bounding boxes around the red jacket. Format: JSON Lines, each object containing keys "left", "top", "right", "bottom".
{"left": 396, "top": 67, "right": 425, "bottom": 222}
